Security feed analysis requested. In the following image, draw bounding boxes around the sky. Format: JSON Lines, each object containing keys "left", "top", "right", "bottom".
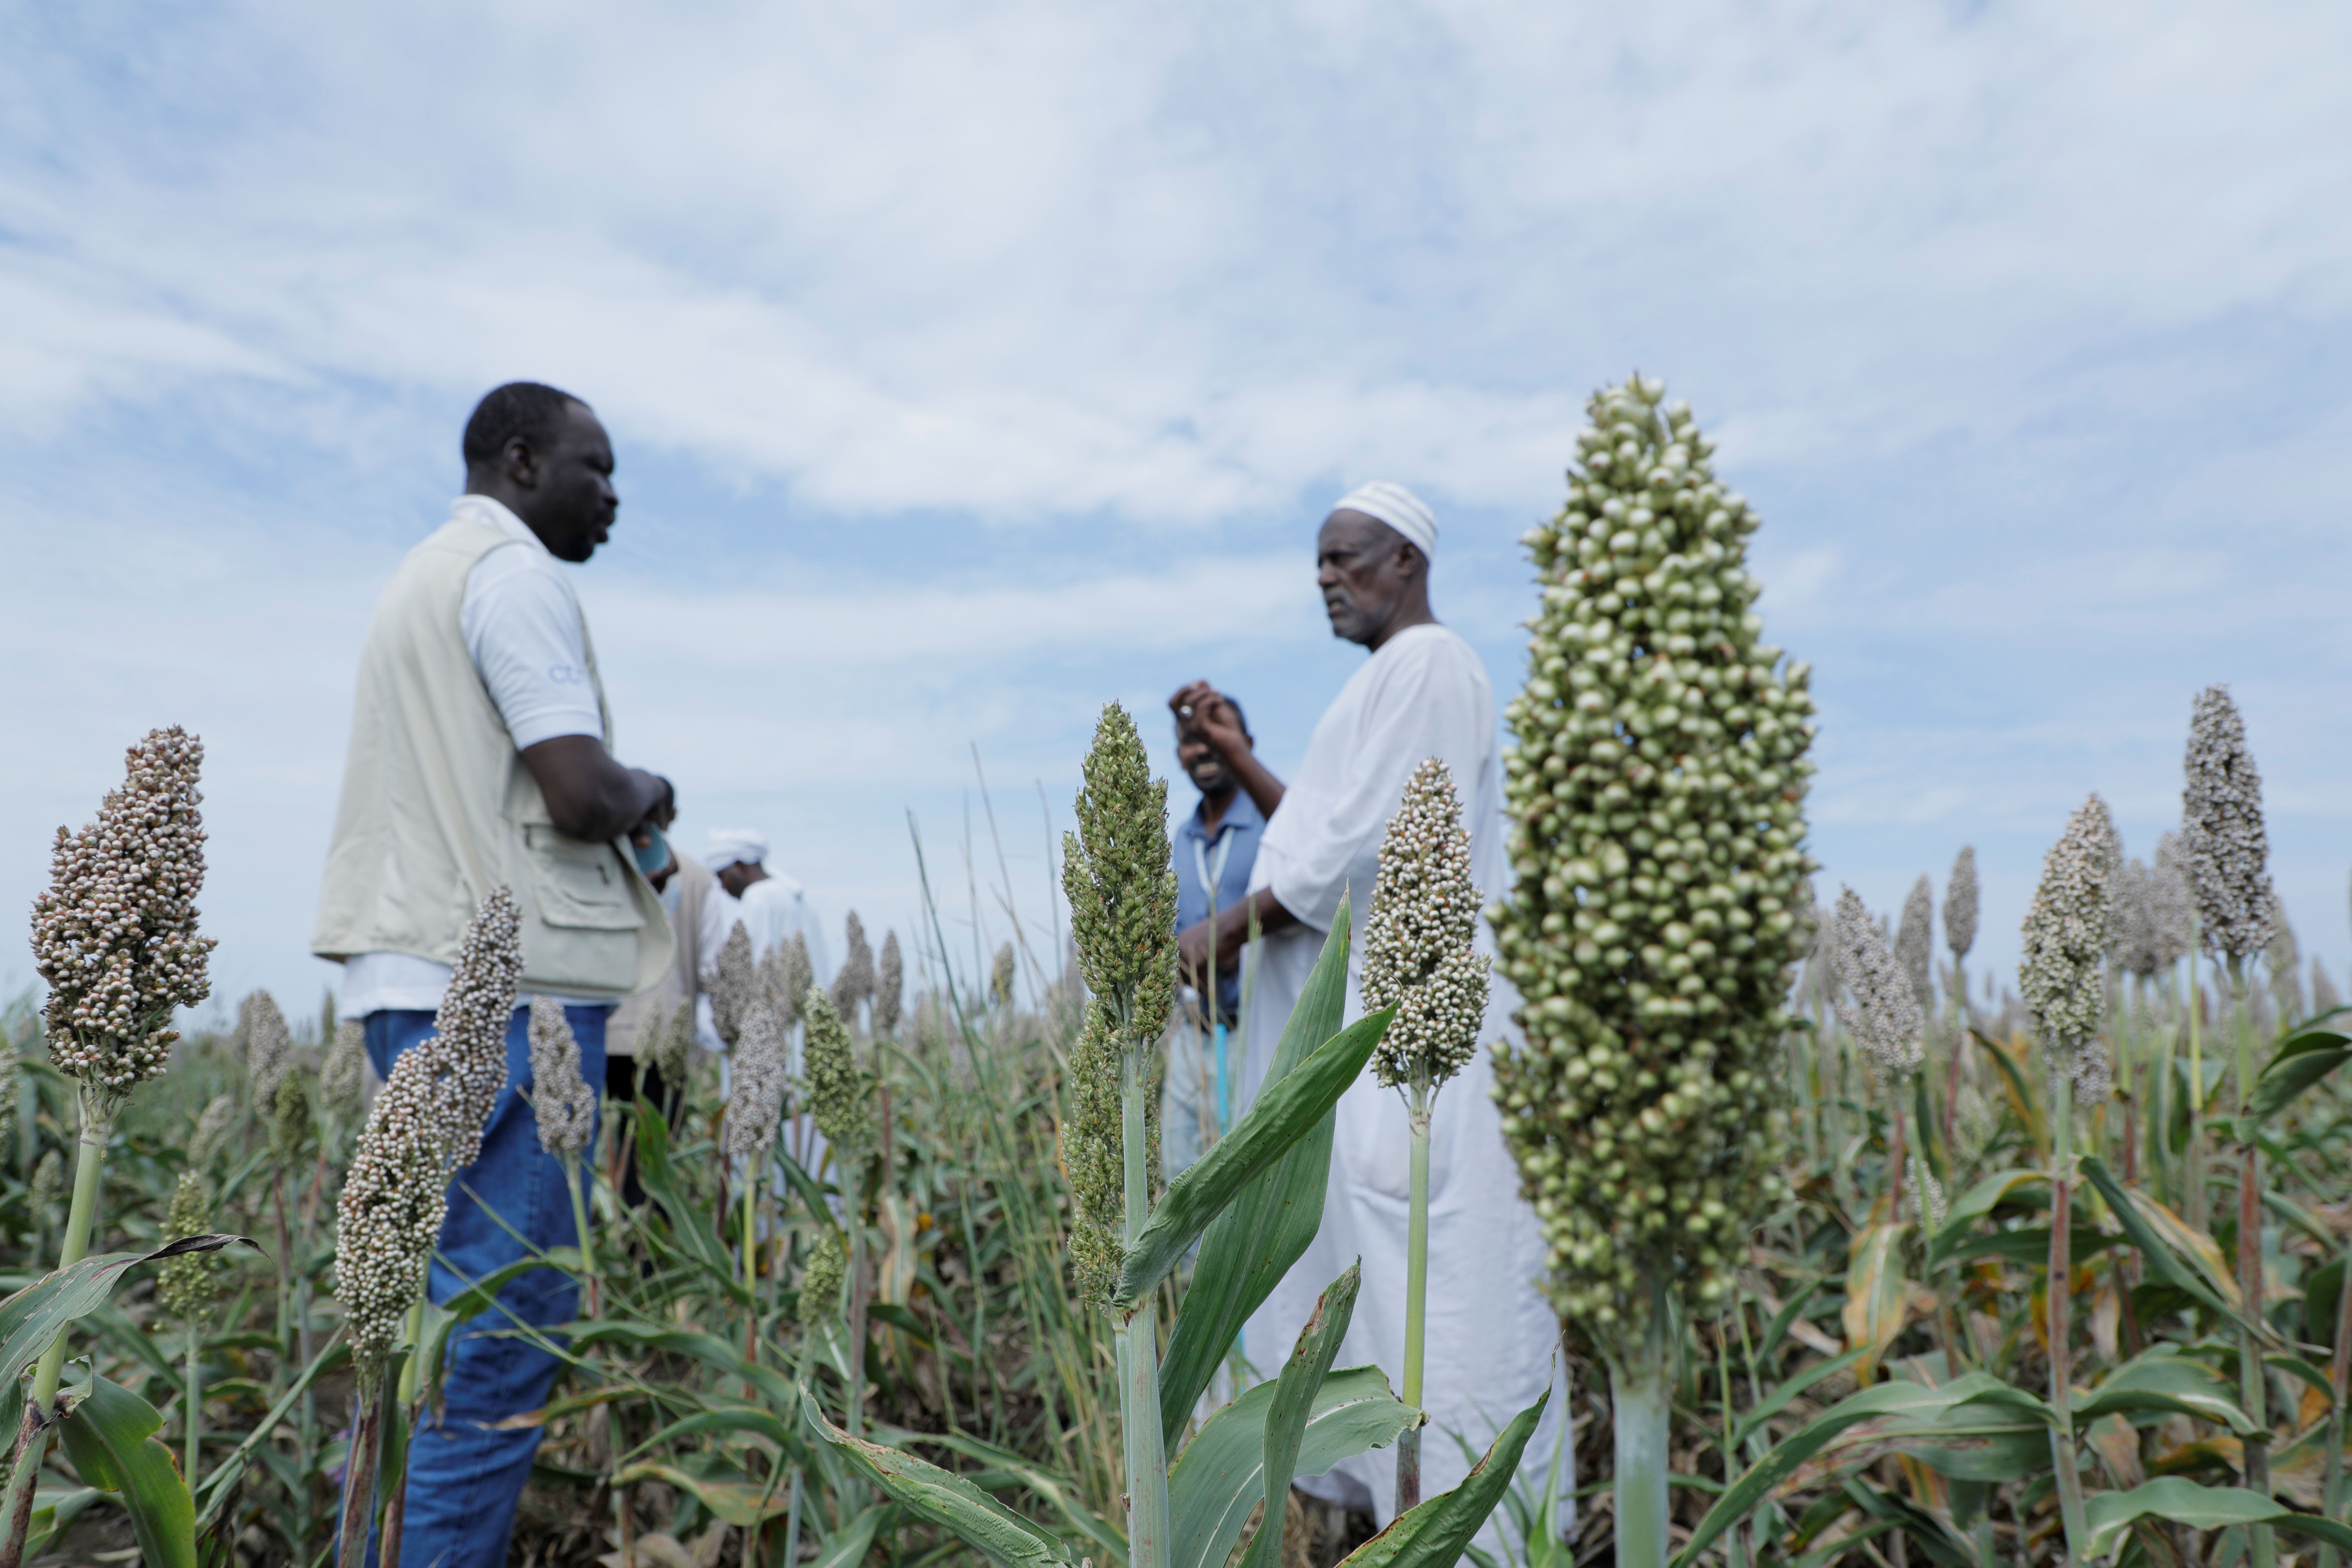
{"left": 4, "top": 1, "right": 2351, "bottom": 1031}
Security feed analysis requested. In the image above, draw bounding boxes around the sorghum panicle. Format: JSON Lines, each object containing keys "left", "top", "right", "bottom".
{"left": 1362, "top": 758, "right": 1491, "bottom": 1091}
{"left": 527, "top": 995, "right": 596, "bottom": 1159}
{"left": 833, "top": 912, "right": 876, "bottom": 1021}
{"left": 723, "top": 998, "right": 788, "bottom": 1158}
{"left": 2183, "top": 685, "right": 2276, "bottom": 961}
{"left": 1490, "top": 376, "right": 1816, "bottom": 1331}
{"left": 425, "top": 888, "right": 523, "bottom": 1170}
{"left": 244, "top": 990, "right": 294, "bottom": 1107}
{"left": 2021, "top": 794, "right": 2117, "bottom": 1100}
{"left": 1830, "top": 887, "right": 1924, "bottom": 1085}
{"left": 336, "top": 1049, "right": 454, "bottom": 1360}
{"left": 1893, "top": 876, "right": 1934, "bottom": 1010}
{"left": 1944, "top": 846, "right": 1979, "bottom": 962}
{"left": 31, "top": 727, "right": 216, "bottom": 1099}
{"left": 1064, "top": 1000, "right": 1127, "bottom": 1305}
{"left": 804, "top": 987, "right": 866, "bottom": 1153}
{"left": 269, "top": 1069, "right": 313, "bottom": 1163}
{"left": 323, "top": 1020, "right": 367, "bottom": 1125}
{"left": 2112, "top": 858, "right": 2163, "bottom": 979}
{"left": 2148, "top": 831, "right": 2196, "bottom": 969}
{"left": 157, "top": 1170, "right": 225, "bottom": 1323}
{"left": 654, "top": 1000, "right": 695, "bottom": 1091}
{"left": 799, "top": 1227, "right": 846, "bottom": 1326}
{"left": 190, "top": 1093, "right": 237, "bottom": 1169}
{"left": 783, "top": 934, "right": 814, "bottom": 1025}
{"left": 712, "top": 922, "right": 755, "bottom": 1046}
{"left": 875, "top": 931, "right": 904, "bottom": 1036}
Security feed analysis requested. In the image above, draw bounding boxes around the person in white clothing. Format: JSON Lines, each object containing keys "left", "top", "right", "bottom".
{"left": 702, "top": 828, "right": 834, "bottom": 984}
{"left": 1177, "top": 481, "right": 1568, "bottom": 1546}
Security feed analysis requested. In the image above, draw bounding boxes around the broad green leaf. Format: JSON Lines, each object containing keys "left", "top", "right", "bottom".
{"left": 22, "top": 1486, "right": 101, "bottom": 1564}
{"left": 1115, "top": 1001, "right": 1391, "bottom": 1312}
{"left": 1161, "top": 909, "right": 1352, "bottom": 1444}
{"left": 1168, "top": 1366, "right": 1416, "bottom": 1568}
{"left": 1972, "top": 1032, "right": 2046, "bottom": 1157}
{"left": 1932, "top": 1169, "right": 2049, "bottom": 1244}
{"left": 1672, "top": 1373, "right": 2042, "bottom": 1568}
{"left": 883, "top": 1426, "right": 1126, "bottom": 1563}
{"left": 1935, "top": 1226, "right": 2119, "bottom": 1270}
{"left": 632, "top": 1096, "right": 748, "bottom": 1296}
{"left": 2082, "top": 1478, "right": 2352, "bottom": 1561}
{"left": 56, "top": 1370, "right": 196, "bottom": 1568}
{"left": 1842, "top": 1222, "right": 1910, "bottom": 1386}
{"left": 1332, "top": 1389, "right": 1547, "bottom": 1568}
{"left": 809, "top": 1406, "right": 1077, "bottom": 1568}
{"left": 2074, "top": 1346, "right": 2255, "bottom": 1434}
{"left": 775, "top": 1149, "right": 836, "bottom": 1229}
{"left": 2249, "top": 1029, "right": 2352, "bottom": 1125}
{"left": 610, "top": 1461, "right": 798, "bottom": 1529}
{"left": 0, "top": 1234, "right": 249, "bottom": 1395}
{"left": 1241, "top": 1263, "right": 1363, "bottom": 1568}
{"left": 1731, "top": 1348, "right": 1864, "bottom": 1449}
{"left": 2077, "top": 1158, "right": 2255, "bottom": 1337}
{"left": 625, "top": 1406, "right": 799, "bottom": 1463}
{"left": 809, "top": 1503, "right": 890, "bottom": 1568}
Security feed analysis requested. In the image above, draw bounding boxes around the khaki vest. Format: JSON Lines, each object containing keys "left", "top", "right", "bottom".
{"left": 312, "top": 516, "right": 673, "bottom": 999}
{"left": 607, "top": 850, "right": 717, "bottom": 1055}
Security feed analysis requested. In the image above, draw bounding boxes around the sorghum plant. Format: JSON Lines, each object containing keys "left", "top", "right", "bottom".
{"left": 723, "top": 997, "right": 788, "bottom": 1296}
{"left": 528, "top": 995, "right": 599, "bottom": 1298}
{"left": 833, "top": 912, "right": 876, "bottom": 1025}
{"left": 875, "top": 931, "right": 904, "bottom": 1036}
{"left": 1491, "top": 374, "right": 1815, "bottom": 1568}
{"left": 1895, "top": 876, "right": 1934, "bottom": 1013}
{"left": 1829, "top": 886, "right": 1924, "bottom": 1218}
{"left": 1360, "top": 757, "right": 1490, "bottom": 1508}
{"left": 159, "top": 1169, "right": 227, "bottom": 1482}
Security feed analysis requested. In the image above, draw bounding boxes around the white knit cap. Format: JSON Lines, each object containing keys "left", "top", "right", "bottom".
{"left": 701, "top": 828, "right": 769, "bottom": 871}
{"left": 1331, "top": 481, "right": 1438, "bottom": 558}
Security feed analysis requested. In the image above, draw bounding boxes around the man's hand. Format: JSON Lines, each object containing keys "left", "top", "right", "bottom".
{"left": 1170, "top": 681, "right": 1249, "bottom": 761}
{"left": 522, "top": 735, "right": 674, "bottom": 844}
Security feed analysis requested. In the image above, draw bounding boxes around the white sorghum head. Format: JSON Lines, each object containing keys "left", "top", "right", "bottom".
{"left": 1830, "top": 888, "right": 1924, "bottom": 1086}
{"left": 712, "top": 922, "right": 755, "bottom": 1045}
{"left": 423, "top": 888, "right": 523, "bottom": 1170}
{"left": 784, "top": 934, "right": 814, "bottom": 1024}
{"left": 656, "top": 1000, "right": 694, "bottom": 1091}
{"left": 31, "top": 727, "right": 216, "bottom": 1100}
{"left": 1362, "top": 758, "right": 1492, "bottom": 1092}
{"left": 335, "top": 1048, "right": 453, "bottom": 1363}
{"left": 527, "top": 996, "right": 597, "bottom": 1159}
{"left": 323, "top": 1020, "right": 367, "bottom": 1125}
{"left": 2268, "top": 916, "right": 2305, "bottom": 1021}
{"left": 1944, "top": 847, "right": 1979, "bottom": 961}
{"left": 31, "top": 1148, "right": 64, "bottom": 1216}
{"left": 2021, "top": 794, "right": 2116, "bottom": 1097}
{"left": 190, "top": 1093, "right": 238, "bottom": 1169}
{"left": 1893, "top": 876, "right": 1934, "bottom": 1011}
{"left": 157, "top": 1170, "right": 226, "bottom": 1324}
{"left": 1906, "top": 1156, "right": 1948, "bottom": 1229}
{"left": 2148, "top": 832, "right": 2195, "bottom": 969}
{"left": 833, "top": 912, "right": 876, "bottom": 1022}
{"left": 2183, "top": 685, "right": 2276, "bottom": 961}
{"left": 2112, "top": 858, "right": 2164, "bottom": 979}
{"left": 875, "top": 931, "right": 904, "bottom": 1036}
{"left": 722, "top": 998, "right": 788, "bottom": 1158}
{"left": 243, "top": 990, "right": 293, "bottom": 1107}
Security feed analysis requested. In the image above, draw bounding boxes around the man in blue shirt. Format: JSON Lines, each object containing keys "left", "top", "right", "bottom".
{"left": 1165, "top": 681, "right": 1284, "bottom": 1174}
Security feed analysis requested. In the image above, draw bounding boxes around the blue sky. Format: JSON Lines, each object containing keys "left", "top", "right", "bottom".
{"left": 5, "top": 2, "right": 2351, "bottom": 1029}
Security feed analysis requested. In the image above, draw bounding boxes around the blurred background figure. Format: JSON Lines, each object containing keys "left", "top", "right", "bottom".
{"left": 1163, "top": 682, "right": 1280, "bottom": 1178}
{"left": 702, "top": 827, "right": 834, "bottom": 984}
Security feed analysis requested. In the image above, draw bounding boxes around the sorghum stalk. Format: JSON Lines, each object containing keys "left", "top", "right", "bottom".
{"left": 2020, "top": 793, "right": 2117, "bottom": 1567}
{"left": 1059, "top": 704, "right": 1177, "bottom": 1568}
{"left": 1492, "top": 377, "right": 1815, "bottom": 1568}
{"left": 1361, "top": 757, "right": 1491, "bottom": 1510}
{"left": 2323, "top": 1237, "right": 2351, "bottom": 1568}
{"left": 5, "top": 728, "right": 215, "bottom": 1567}
{"left": 158, "top": 1170, "right": 223, "bottom": 1484}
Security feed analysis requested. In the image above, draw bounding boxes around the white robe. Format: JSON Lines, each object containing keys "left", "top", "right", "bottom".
{"left": 1239, "top": 623, "right": 1570, "bottom": 1541}
{"left": 735, "top": 872, "right": 835, "bottom": 985}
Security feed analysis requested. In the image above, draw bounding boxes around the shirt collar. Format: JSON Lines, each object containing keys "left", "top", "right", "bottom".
{"left": 1184, "top": 788, "right": 1264, "bottom": 840}
{"left": 451, "top": 493, "right": 548, "bottom": 555}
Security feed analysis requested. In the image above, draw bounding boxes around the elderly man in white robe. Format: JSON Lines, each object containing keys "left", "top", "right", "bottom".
{"left": 1176, "top": 481, "right": 1567, "bottom": 1543}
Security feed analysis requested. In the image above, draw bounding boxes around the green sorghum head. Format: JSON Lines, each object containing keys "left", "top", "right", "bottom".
{"left": 157, "top": 1170, "right": 225, "bottom": 1324}
{"left": 800, "top": 1226, "right": 846, "bottom": 1326}
{"left": 322, "top": 1020, "right": 367, "bottom": 1125}
{"left": 1490, "top": 374, "right": 1815, "bottom": 1338}
{"left": 1362, "top": 758, "right": 1491, "bottom": 1092}
{"left": 804, "top": 987, "right": 866, "bottom": 1152}
{"left": 269, "top": 1067, "right": 313, "bottom": 1163}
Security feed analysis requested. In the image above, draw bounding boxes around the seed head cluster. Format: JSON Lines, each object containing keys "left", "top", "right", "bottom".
{"left": 1945, "top": 847, "right": 1979, "bottom": 962}
{"left": 799, "top": 1226, "right": 846, "bottom": 1326}
{"left": 2148, "top": 832, "right": 2196, "bottom": 970}
{"left": 527, "top": 996, "right": 596, "bottom": 1159}
{"left": 759, "top": 933, "right": 814, "bottom": 1028}
{"left": 875, "top": 931, "right": 904, "bottom": 1036}
{"left": 1489, "top": 377, "right": 1815, "bottom": 1334}
{"left": 32, "top": 727, "right": 216, "bottom": 1099}
{"left": 652, "top": 1000, "right": 695, "bottom": 1092}
{"left": 2020, "top": 795, "right": 2117, "bottom": 1100}
{"left": 2182, "top": 685, "right": 2276, "bottom": 961}
{"left": 1829, "top": 888, "right": 1923, "bottom": 1086}
{"left": 724, "top": 997, "right": 789, "bottom": 1158}
{"left": 269, "top": 1068, "right": 312, "bottom": 1163}
{"left": 243, "top": 990, "right": 293, "bottom": 1107}
{"left": 991, "top": 943, "right": 1017, "bottom": 1009}
{"left": 190, "top": 1093, "right": 238, "bottom": 1169}
{"left": 804, "top": 987, "right": 866, "bottom": 1153}
{"left": 335, "top": 889, "right": 522, "bottom": 1363}
{"left": 1362, "top": 759, "right": 1490, "bottom": 1091}
{"left": 1894, "top": 876, "right": 1934, "bottom": 1010}
{"left": 712, "top": 923, "right": 755, "bottom": 1046}
{"left": 1058, "top": 704, "right": 1175, "bottom": 1306}
{"left": 833, "top": 912, "right": 875, "bottom": 1022}
{"left": 157, "top": 1170, "right": 226, "bottom": 1324}
{"left": 322, "top": 1020, "right": 367, "bottom": 1125}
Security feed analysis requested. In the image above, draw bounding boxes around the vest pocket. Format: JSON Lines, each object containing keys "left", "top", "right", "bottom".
{"left": 521, "top": 824, "right": 646, "bottom": 931}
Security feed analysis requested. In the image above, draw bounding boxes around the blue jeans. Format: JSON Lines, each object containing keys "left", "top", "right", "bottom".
{"left": 351, "top": 1003, "right": 607, "bottom": 1568}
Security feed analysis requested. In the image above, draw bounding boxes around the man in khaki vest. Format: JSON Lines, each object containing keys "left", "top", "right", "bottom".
{"left": 313, "top": 381, "right": 674, "bottom": 1568}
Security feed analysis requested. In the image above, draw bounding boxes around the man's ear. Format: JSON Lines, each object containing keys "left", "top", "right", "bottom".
{"left": 1396, "top": 541, "right": 1427, "bottom": 580}
{"left": 503, "top": 437, "right": 541, "bottom": 490}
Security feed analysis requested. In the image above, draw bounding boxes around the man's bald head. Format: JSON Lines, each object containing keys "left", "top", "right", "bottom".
{"left": 1317, "top": 508, "right": 1433, "bottom": 650}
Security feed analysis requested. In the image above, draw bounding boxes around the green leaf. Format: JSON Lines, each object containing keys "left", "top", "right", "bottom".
{"left": 1115, "top": 1000, "right": 1391, "bottom": 1312}
{"left": 1241, "top": 1264, "right": 1363, "bottom": 1568}
{"left": 2077, "top": 1157, "right": 2258, "bottom": 1338}
{"left": 880, "top": 1426, "right": 1127, "bottom": 1564}
{"left": 626, "top": 1406, "right": 798, "bottom": 1462}
{"left": 0, "top": 1234, "right": 249, "bottom": 1395}
{"left": 1755, "top": 1279, "right": 1824, "bottom": 1364}
{"left": 632, "top": 1097, "right": 748, "bottom": 1298}
{"left": 2249, "top": 1029, "right": 2352, "bottom": 1124}
{"left": 1160, "top": 910, "right": 1353, "bottom": 1444}
{"left": 1332, "top": 1389, "right": 1548, "bottom": 1568}
{"left": 2074, "top": 1346, "right": 2256, "bottom": 1435}
{"left": 1730, "top": 1348, "right": 1864, "bottom": 1450}
{"left": 1935, "top": 1226, "right": 2120, "bottom": 1270}
{"left": 56, "top": 1369, "right": 196, "bottom": 1568}
{"left": 1167, "top": 1366, "right": 1416, "bottom": 1568}
{"left": 2301, "top": 1258, "right": 2345, "bottom": 1354}
{"left": 2083, "top": 1479, "right": 2352, "bottom": 1561}
{"left": 808, "top": 1503, "right": 890, "bottom": 1568}
{"left": 609, "top": 1461, "right": 798, "bottom": 1530}
{"left": 1672, "top": 1373, "right": 2045, "bottom": 1568}
{"left": 809, "top": 1405, "right": 1077, "bottom": 1568}
{"left": 567, "top": 1323, "right": 801, "bottom": 1413}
